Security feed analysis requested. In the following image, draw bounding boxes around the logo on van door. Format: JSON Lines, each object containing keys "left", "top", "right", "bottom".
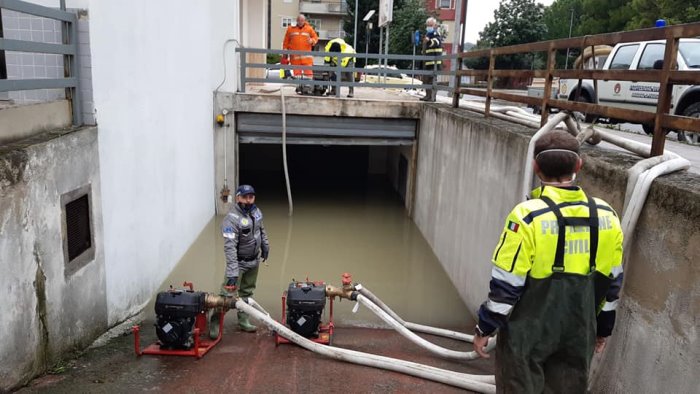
{"left": 614, "top": 83, "right": 622, "bottom": 95}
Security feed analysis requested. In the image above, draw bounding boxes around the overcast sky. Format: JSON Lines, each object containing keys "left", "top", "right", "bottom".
{"left": 465, "top": 0, "right": 555, "bottom": 44}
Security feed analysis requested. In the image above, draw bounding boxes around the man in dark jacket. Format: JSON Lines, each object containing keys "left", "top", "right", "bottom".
{"left": 221, "top": 184, "right": 270, "bottom": 332}
{"left": 421, "top": 17, "right": 443, "bottom": 102}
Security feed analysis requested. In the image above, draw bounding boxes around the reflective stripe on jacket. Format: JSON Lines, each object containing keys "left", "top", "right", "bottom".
{"left": 477, "top": 185, "right": 624, "bottom": 336}
{"left": 221, "top": 204, "right": 270, "bottom": 278}
{"left": 323, "top": 38, "right": 356, "bottom": 67}
{"left": 423, "top": 31, "right": 443, "bottom": 68}
{"left": 283, "top": 23, "right": 318, "bottom": 52}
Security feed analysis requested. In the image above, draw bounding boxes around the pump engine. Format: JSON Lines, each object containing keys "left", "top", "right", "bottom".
{"left": 154, "top": 290, "right": 206, "bottom": 349}
{"left": 286, "top": 281, "right": 327, "bottom": 338}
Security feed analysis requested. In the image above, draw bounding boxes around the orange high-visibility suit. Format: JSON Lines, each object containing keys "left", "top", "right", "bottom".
{"left": 283, "top": 22, "right": 318, "bottom": 78}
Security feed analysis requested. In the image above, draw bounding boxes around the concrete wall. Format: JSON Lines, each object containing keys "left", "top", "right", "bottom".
{"left": 413, "top": 104, "right": 700, "bottom": 393}
{"left": 0, "top": 127, "right": 106, "bottom": 391}
{"left": 87, "top": 0, "right": 240, "bottom": 326}
{"left": 0, "top": 100, "right": 71, "bottom": 144}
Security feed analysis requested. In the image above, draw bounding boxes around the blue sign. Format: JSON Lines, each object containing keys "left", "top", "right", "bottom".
{"left": 414, "top": 30, "right": 421, "bottom": 46}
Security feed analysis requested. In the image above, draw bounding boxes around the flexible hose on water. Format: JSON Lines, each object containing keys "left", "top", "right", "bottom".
{"left": 236, "top": 299, "right": 497, "bottom": 393}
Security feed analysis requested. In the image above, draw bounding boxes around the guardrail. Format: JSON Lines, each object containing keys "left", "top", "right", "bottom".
{"left": 0, "top": 0, "right": 81, "bottom": 126}
{"left": 236, "top": 47, "right": 453, "bottom": 97}
{"left": 452, "top": 22, "right": 700, "bottom": 156}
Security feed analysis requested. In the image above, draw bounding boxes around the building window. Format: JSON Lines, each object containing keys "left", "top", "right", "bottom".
{"left": 282, "top": 17, "right": 294, "bottom": 28}
{"left": 308, "top": 19, "right": 322, "bottom": 31}
{"left": 62, "top": 185, "right": 95, "bottom": 275}
{"left": 437, "top": 0, "right": 453, "bottom": 8}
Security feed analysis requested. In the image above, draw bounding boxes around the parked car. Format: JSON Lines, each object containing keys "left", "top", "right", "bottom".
{"left": 361, "top": 65, "right": 422, "bottom": 87}
{"left": 557, "top": 39, "right": 700, "bottom": 143}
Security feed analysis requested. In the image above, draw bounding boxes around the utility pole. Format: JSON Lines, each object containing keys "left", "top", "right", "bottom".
{"left": 353, "top": 0, "right": 359, "bottom": 50}
{"left": 565, "top": 8, "right": 574, "bottom": 69}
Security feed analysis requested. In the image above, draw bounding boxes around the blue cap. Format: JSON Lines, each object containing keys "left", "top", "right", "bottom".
{"left": 235, "top": 184, "right": 255, "bottom": 196}
{"left": 656, "top": 19, "right": 667, "bottom": 28}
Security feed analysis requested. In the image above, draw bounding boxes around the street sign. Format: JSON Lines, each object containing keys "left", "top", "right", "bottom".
{"left": 379, "top": 0, "right": 393, "bottom": 27}
{"left": 414, "top": 30, "right": 421, "bottom": 46}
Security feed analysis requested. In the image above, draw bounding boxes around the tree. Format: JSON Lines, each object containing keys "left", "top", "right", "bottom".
{"left": 343, "top": 0, "right": 379, "bottom": 66}
{"left": 388, "top": 0, "right": 434, "bottom": 68}
{"left": 467, "top": 0, "right": 548, "bottom": 74}
{"left": 576, "top": 0, "right": 633, "bottom": 35}
{"left": 626, "top": 0, "right": 700, "bottom": 30}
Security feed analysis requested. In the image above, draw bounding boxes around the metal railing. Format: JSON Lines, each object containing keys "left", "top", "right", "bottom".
{"left": 238, "top": 22, "right": 700, "bottom": 156}
{"left": 452, "top": 22, "right": 700, "bottom": 156}
{"left": 0, "top": 0, "right": 81, "bottom": 126}
{"left": 237, "top": 47, "right": 452, "bottom": 98}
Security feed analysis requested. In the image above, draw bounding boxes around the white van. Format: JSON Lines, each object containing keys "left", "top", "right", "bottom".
{"left": 558, "top": 38, "right": 700, "bottom": 143}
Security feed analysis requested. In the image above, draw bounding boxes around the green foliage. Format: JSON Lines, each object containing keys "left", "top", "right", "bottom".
{"left": 343, "top": 0, "right": 434, "bottom": 68}
{"left": 626, "top": 0, "right": 700, "bottom": 30}
{"left": 343, "top": 0, "right": 380, "bottom": 66}
{"left": 389, "top": 0, "right": 435, "bottom": 68}
{"left": 467, "top": 0, "right": 547, "bottom": 73}
{"left": 267, "top": 53, "right": 281, "bottom": 64}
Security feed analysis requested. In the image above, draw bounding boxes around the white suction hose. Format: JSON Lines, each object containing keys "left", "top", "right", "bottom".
{"left": 356, "top": 285, "right": 475, "bottom": 343}
{"left": 620, "top": 157, "right": 690, "bottom": 253}
{"left": 355, "top": 294, "right": 496, "bottom": 361}
{"left": 280, "top": 88, "right": 293, "bottom": 216}
{"left": 236, "top": 299, "right": 497, "bottom": 393}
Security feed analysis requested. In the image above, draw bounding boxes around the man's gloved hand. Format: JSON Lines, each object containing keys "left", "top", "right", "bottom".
{"left": 261, "top": 248, "right": 269, "bottom": 262}
{"left": 226, "top": 277, "right": 238, "bottom": 287}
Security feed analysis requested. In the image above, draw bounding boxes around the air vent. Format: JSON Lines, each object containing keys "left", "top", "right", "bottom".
{"left": 65, "top": 194, "right": 92, "bottom": 261}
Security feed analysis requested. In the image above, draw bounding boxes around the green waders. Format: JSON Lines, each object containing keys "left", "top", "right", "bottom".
{"left": 221, "top": 265, "right": 259, "bottom": 332}
{"left": 495, "top": 194, "right": 611, "bottom": 393}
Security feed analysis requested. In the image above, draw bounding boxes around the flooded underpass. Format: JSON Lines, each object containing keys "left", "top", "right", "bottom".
{"left": 19, "top": 143, "right": 494, "bottom": 393}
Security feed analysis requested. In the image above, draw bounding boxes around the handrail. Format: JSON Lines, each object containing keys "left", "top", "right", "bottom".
{"left": 452, "top": 21, "right": 700, "bottom": 156}
{"left": 236, "top": 47, "right": 453, "bottom": 98}
{"left": 0, "top": 0, "right": 81, "bottom": 126}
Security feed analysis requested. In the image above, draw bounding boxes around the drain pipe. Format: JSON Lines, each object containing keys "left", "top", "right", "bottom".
{"left": 355, "top": 294, "right": 495, "bottom": 361}
{"left": 236, "top": 299, "right": 497, "bottom": 393}
{"left": 356, "top": 285, "right": 476, "bottom": 343}
{"left": 280, "top": 88, "right": 293, "bottom": 216}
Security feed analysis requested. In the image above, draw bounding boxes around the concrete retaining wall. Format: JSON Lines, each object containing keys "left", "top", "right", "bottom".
{"left": 413, "top": 104, "right": 699, "bottom": 393}
{"left": 0, "top": 127, "right": 107, "bottom": 391}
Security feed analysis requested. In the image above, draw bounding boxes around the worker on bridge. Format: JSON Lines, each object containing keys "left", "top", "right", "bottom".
{"left": 222, "top": 184, "right": 270, "bottom": 332}
{"left": 420, "top": 17, "right": 443, "bottom": 102}
{"left": 324, "top": 38, "right": 356, "bottom": 98}
{"left": 282, "top": 14, "right": 319, "bottom": 90}
{"left": 473, "top": 130, "right": 624, "bottom": 393}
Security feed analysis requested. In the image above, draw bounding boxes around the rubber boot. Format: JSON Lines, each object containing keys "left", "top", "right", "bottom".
{"left": 237, "top": 311, "right": 257, "bottom": 333}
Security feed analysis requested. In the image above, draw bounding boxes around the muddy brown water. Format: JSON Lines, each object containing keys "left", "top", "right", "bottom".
{"left": 148, "top": 181, "right": 473, "bottom": 329}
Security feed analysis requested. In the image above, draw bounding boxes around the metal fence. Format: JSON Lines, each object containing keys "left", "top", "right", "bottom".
{"left": 452, "top": 22, "right": 700, "bottom": 156}
{"left": 241, "top": 23, "right": 700, "bottom": 157}
{"left": 236, "top": 47, "right": 453, "bottom": 98}
{"left": 0, "top": 0, "right": 81, "bottom": 126}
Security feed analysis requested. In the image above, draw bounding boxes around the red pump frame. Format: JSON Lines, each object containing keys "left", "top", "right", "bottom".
{"left": 132, "top": 282, "right": 227, "bottom": 359}
{"left": 275, "top": 281, "right": 334, "bottom": 346}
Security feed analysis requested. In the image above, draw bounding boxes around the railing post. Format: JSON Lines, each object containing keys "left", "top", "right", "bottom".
{"left": 651, "top": 34, "right": 678, "bottom": 156}
{"left": 485, "top": 50, "right": 495, "bottom": 117}
{"left": 431, "top": 61, "right": 437, "bottom": 101}
{"left": 239, "top": 48, "right": 247, "bottom": 93}
{"left": 68, "top": 14, "right": 81, "bottom": 126}
{"left": 540, "top": 42, "right": 556, "bottom": 127}
{"left": 335, "top": 53, "right": 342, "bottom": 98}
{"left": 453, "top": 53, "right": 462, "bottom": 108}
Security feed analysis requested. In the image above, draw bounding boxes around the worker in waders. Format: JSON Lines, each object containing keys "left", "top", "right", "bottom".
{"left": 221, "top": 184, "right": 270, "bottom": 332}
{"left": 473, "top": 130, "right": 624, "bottom": 393}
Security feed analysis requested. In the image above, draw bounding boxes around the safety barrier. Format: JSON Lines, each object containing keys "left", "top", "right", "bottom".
{"left": 452, "top": 22, "right": 700, "bottom": 155}
{"left": 0, "top": 0, "right": 82, "bottom": 126}
{"left": 236, "top": 46, "right": 454, "bottom": 98}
